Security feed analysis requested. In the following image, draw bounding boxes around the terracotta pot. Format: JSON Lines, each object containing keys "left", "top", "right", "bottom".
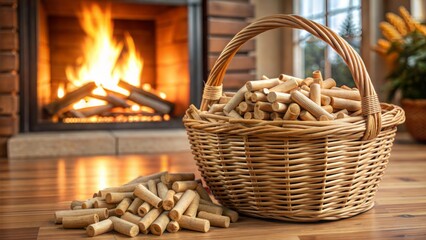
{"left": 401, "top": 99, "right": 426, "bottom": 142}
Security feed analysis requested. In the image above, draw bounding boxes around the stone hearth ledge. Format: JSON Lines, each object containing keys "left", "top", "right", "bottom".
{"left": 7, "top": 129, "right": 190, "bottom": 159}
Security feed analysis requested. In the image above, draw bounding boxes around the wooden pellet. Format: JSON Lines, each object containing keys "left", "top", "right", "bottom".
{"left": 195, "top": 184, "right": 212, "bottom": 202}
{"left": 133, "top": 184, "right": 162, "bottom": 208}
{"left": 222, "top": 207, "right": 239, "bottom": 223}
{"left": 266, "top": 92, "right": 291, "bottom": 103}
{"left": 169, "top": 190, "right": 196, "bottom": 221}
{"left": 105, "top": 192, "right": 133, "bottom": 204}
{"left": 291, "top": 90, "right": 334, "bottom": 120}
{"left": 127, "top": 198, "right": 143, "bottom": 214}
{"left": 82, "top": 198, "right": 97, "bottom": 209}
{"left": 137, "top": 202, "right": 151, "bottom": 217}
{"left": 172, "top": 180, "right": 199, "bottom": 192}
{"left": 121, "top": 212, "right": 142, "bottom": 225}
{"left": 115, "top": 197, "right": 132, "bottom": 216}
{"left": 166, "top": 220, "right": 180, "bottom": 233}
{"left": 330, "top": 97, "right": 361, "bottom": 111}
{"left": 178, "top": 215, "right": 210, "bottom": 233}
{"left": 86, "top": 219, "right": 113, "bottom": 237}
{"left": 283, "top": 103, "right": 301, "bottom": 120}
{"left": 150, "top": 211, "right": 170, "bottom": 236}
{"left": 138, "top": 207, "right": 163, "bottom": 231}
{"left": 110, "top": 216, "right": 139, "bottom": 237}
{"left": 184, "top": 194, "right": 200, "bottom": 217}
{"left": 70, "top": 200, "right": 84, "bottom": 210}
{"left": 246, "top": 78, "right": 280, "bottom": 91}
{"left": 94, "top": 200, "right": 116, "bottom": 209}
{"left": 198, "top": 211, "right": 230, "bottom": 228}
{"left": 157, "top": 182, "right": 169, "bottom": 199}
{"left": 310, "top": 83, "right": 321, "bottom": 106}
{"left": 197, "top": 203, "right": 223, "bottom": 215}
{"left": 54, "top": 208, "right": 108, "bottom": 224}
{"left": 62, "top": 214, "right": 99, "bottom": 229}
{"left": 322, "top": 78, "right": 337, "bottom": 89}
{"left": 163, "top": 190, "right": 176, "bottom": 210}
{"left": 269, "top": 79, "right": 299, "bottom": 93}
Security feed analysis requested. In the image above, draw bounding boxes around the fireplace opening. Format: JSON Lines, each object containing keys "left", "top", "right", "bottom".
{"left": 19, "top": 0, "right": 205, "bottom": 131}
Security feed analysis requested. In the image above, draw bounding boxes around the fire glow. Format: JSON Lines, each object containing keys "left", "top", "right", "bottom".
{"left": 52, "top": 4, "right": 172, "bottom": 123}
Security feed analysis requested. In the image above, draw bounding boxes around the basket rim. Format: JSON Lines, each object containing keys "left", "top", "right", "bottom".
{"left": 184, "top": 103, "right": 405, "bottom": 139}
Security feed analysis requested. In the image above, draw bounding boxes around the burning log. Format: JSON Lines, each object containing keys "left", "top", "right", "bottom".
{"left": 75, "top": 104, "right": 115, "bottom": 118}
{"left": 90, "top": 92, "right": 131, "bottom": 108}
{"left": 118, "top": 80, "right": 174, "bottom": 114}
{"left": 44, "top": 82, "right": 97, "bottom": 115}
{"left": 128, "top": 92, "right": 172, "bottom": 115}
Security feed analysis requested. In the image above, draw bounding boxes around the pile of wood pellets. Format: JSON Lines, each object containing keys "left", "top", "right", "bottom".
{"left": 203, "top": 70, "right": 362, "bottom": 121}
{"left": 54, "top": 172, "right": 238, "bottom": 237}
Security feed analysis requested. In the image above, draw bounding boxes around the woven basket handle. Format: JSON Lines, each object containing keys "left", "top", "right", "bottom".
{"left": 201, "top": 14, "right": 381, "bottom": 140}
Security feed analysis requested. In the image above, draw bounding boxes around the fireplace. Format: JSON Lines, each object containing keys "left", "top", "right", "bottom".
{"left": 19, "top": 0, "right": 205, "bottom": 131}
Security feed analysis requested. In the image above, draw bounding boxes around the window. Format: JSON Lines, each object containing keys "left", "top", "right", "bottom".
{"left": 294, "top": 0, "right": 361, "bottom": 87}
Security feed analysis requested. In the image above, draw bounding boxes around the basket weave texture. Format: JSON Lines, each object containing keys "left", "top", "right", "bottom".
{"left": 183, "top": 15, "right": 405, "bottom": 222}
{"left": 401, "top": 99, "right": 426, "bottom": 142}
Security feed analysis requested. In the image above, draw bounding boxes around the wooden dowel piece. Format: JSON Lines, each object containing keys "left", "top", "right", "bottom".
{"left": 310, "top": 83, "right": 321, "bottom": 106}
{"left": 163, "top": 190, "right": 176, "bottom": 210}
{"left": 133, "top": 184, "right": 162, "bottom": 208}
{"left": 63, "top": 214, "right": 99, "bottom": 229}
{"left": 269, "top": 79, "right": 299, "bottom": 93}
{"left": 255, "top": 102, "right": 274, "bottom": 112}
{"left": 226, "top": 109, "right": 243, "bottom": 119}
{"left": 184, "top": 194, "right": 200, "bottom": 217}
{"left": 254, "top": 109, "right": 270, "bottom": 120}
{"left": 54, "top": 208, "right": 108, "bottom": 224}
{"left": 244, "top": 112, "right": 254, "bottom": 119}
{"left": 173, "top": 192, "right": 183, "bottom": 202}
{"left": 169, "top": 190, "right": 196, "bottom": 221}
{"left": 195, "top": 184, "right": 212, "bottom": 202}
{"left": 279, "top": 74, "right": 303, "bottom": 85}
{"left": 291, "top": 90, "right": 334, "bottom": 120}
{"left": 197, "top": 203, "right": 223, "bottom": 215}
{"left": 246, "top": 78, "right": 280, "bottom": 91}
{"left": 137, "top": 202, "right": 151, "bottom": 217}
{"left": 218, "top": 96, "right": 231, "bottom": 104}
{"left": 238, "top": 101, "right": 254, "bottom": 112}
{"left": 244, "top": 91, "right": 252, "bottom": 102}
{"left": 222, "top": 207, "right": 239, "bottom": 223}
{"left": 313, "top": 70, "right": 323, "bottom": 87}
{"left": 127, "top": 198, "right": 143, "bottom": 214}
{"left": 178, "top": 215, "right": 210, "bottom": 233}
{"left": 270, "top": 112, "right": 284, "bottom": 120}
{"left": 166, "top": 220, "right": 180, "bottom": 233}
{"left": 157, "top": 182, "right": 168, "bottom": 199}
{"left": 110, "top": 216, "right": 139, "bottom": 237}
{"left": 82, "top": 198, "right": 97, "bottom": 209}
{"left": 283, "top": 103, "right": 301, "bottom": 120}
{"left": 299, "top": 110, "right": 317, "bottom": 121}
{"left": 301, "top": 77, "right": 314, "bottom": 86}
{"left": 320, "top": 88, "right": 361, "bottom": 101}
{"left": 108, "top": 208, "right": 119, "bottom": 217}
{"left": 208, "top": 104, "right": 225, "bottom": 113}
{"left": 250, "top": 91, "right": 267, "bottom": 102}
{"left": 147, "top": 179, "right": 158, "bottom": 196}
{"left": 121, "top": 212, "right": 142, "bottom": 225}
{"left": 271, "top": 102, "right": 287, "bottom": 113}
{"left": 138, "top": 207, "right": 164, "bottom": 231}
{"left": 198, "top": 211, "right": 230, "bottom": 228}
{"left": 321, "top": 105, "right": 334, "bottom": 113}
{"left": 86, "top": 219, "right": 114, "bottom": 237}
{"left": 94, "top": 200, "right": 116, "bottom": 209}
{"left": 223, "top": 85, "right": 247, "bottom": 114}
{"left": 322, "top": 78, "right": 337, "bottom": 89}
{"left": 115, "top": 198, "right": 132, "bottom": 216}
{"left": 70, "top": 200, "right": 84, "bottom": 210}
{"left": 172, "top": 180, "right": 199, "bottom": 192}
{"left": 105, "top": 192, "right": 133, "bottom": 204}
{"left": 162, "top": 173, "right": 195, "bottom": 184}
{"left": 266, "top": 92, "right": 291, "bottom": 103}
{"left": 321, "top": 95, "right": 331, "bottom": 106}
{"left": 150, "top": 211, "right": 170, "bottom": 236}
{"left": 330, "top": 97, "right": 361, "bottom": 111}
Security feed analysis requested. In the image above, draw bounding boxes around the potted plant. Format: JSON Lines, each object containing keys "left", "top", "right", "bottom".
{"left": 375, "top": 6, "right": 426, "bottom": 142}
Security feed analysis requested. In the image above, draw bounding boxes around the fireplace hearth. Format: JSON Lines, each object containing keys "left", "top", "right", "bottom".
{"left": 19, "top": 0, "right": 205, "bottom": 131}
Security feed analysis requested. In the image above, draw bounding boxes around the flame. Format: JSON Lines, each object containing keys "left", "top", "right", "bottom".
{"left": 57, "top": 84, "right": 65, "bottom": 99}
{"left": 65, "top": 4, "right": 142, "bottom": 103}
{"left": 60, "top": 3, "right": 169, "bottom": 122}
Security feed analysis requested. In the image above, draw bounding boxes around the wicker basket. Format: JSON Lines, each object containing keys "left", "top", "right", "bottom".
{"left": 183, "top": 15, "right": 405, "bottom": 222}
{"left": 401, "top": 99, "right": 426, "bottom": 142}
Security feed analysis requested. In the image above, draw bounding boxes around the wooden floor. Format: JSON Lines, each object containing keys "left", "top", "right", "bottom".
{"left": 0, "top": 133, "right": 425, "bottom": 240}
